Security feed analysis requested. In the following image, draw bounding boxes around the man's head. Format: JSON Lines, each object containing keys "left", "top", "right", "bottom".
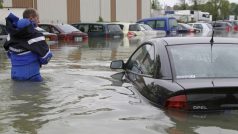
{"left": 23, "top": 8, "right": 39, "bottom": 26}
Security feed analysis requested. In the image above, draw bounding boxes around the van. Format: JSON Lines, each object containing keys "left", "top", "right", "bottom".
{"left": 71, "top": 22, "right": 124, "bottom": 39}
{"left": 136, "top": 17, "right": 178, "bottom": 35}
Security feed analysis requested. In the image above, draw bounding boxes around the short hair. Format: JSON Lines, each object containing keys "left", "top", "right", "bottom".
{"left": 23, "top": 8, "right": 38, "bottom": 18}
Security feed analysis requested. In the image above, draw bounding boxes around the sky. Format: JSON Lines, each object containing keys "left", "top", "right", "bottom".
{"left": 159, "top": 0, "right": 238, "bottom": 7}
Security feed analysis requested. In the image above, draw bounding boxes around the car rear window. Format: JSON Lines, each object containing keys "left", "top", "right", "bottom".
{"left": 213, "top": 22, "right": 226, "bottom": 27}
{"left": 180, "top": 23, "right": 193, "bottom": 29}
{"left": 169, "top": 44, "right": 238, "bottom": 78}
{"left": 89, "top": 25, "right": 104, "bottom": 32}
{"left": 57, "top": 24, "right": 79, "bottom": 33}
{"left": 129, "top": 24, "right": 140, "bottom": 31}
{"left": 108, "top": 24, "right": 121, "bottom": 32}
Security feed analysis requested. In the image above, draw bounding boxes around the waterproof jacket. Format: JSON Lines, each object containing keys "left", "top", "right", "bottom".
{"left": 3, "top": 13, "right": 52, "bottom": 81}
{"left": 4, "top": 13, "right": 52, "bottom": 64}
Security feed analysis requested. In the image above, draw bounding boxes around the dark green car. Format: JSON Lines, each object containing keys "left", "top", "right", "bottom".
{"left": 71, "top": 22, "right": 123, "bottom": 39}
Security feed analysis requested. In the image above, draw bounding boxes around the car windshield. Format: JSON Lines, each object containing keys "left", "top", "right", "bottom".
{"left": 169, "top": 44, "right": 238, "bottom": 79}
{"left": 57, "top": 24, "right": 79, "bottom": 33}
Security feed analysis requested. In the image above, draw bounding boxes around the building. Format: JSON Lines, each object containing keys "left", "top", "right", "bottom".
{"left": 1, "top": 0, "right": 151, "bottom": 24}
{"left": 164, "top": 10, "right": 211, "bottom": 22}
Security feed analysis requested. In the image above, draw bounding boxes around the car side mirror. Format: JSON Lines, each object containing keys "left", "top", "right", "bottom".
{"left": 110, "top": 60, "right": 125, "bottom": 69}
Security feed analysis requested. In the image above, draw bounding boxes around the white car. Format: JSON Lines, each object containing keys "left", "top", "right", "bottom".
{"left": 115, "top": 22, "right": 165, "bottom": 38}
{"left": 114, "top": 22, "right": 144, "bottom": 37}
{"left": 188, "top": 22, "right": 213, "bottom": 36}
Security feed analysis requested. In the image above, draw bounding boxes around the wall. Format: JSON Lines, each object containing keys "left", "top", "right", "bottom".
{"left": 116, "top": 0, "right": 137, "bottom": 22}
{"left": 0, "top": 8, "right": 26, "bottom": 24}
{"left": 2, "top": 0, "right": 12, "bottom": 7}
{"left": 37, "top": 0, "right": 67, "bottom": 24}
{"left": 142, "top": 0, "right": 151, "bottom": 19}
{"left": 101, "top": 0, "right": 110, "bottom": 22}
{"left": 80, "top": 0, "right": 100, "bottom": 22}
{"left": 1, "top": 0, "right": 151, "bottom": 23}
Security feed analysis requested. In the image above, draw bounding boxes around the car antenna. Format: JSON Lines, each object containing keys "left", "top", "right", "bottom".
{"left": 210, "top": 18, "right": 216, "bottom": 63}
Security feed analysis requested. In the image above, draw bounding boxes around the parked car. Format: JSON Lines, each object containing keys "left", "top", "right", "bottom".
{"left": 210, "top": 21, "right": 232, "bottom": 32}
{"left": 115, "top": 22, "right": 165, "bottom": 38}
{"left": 188, "top": 22, "right": 213, "bottom": 36}
{"left": 115, "top": 22, "right": 144, "bottom": 37}
{"left": 38, "top": 24, "right": 88, "bottom": 43}
{"left": 223, "top": 20, "right": 238, "bottom": 32}
{"left": 0, "top": 24, "right": 8, "bottom": 44}
{"left": 110, "top": 37, "right": 238, "bottom": 111}
{"left": 189, "top": 22, "right": 212, "bottom": 31}
{"left": 35, "top": 27, "right": 58, "bottom": 45}
{"left": 71, "top": 22, "right": 123, "bottom": 39}
{"left": 137, "top": 16, "right": 178, "bottom": 36}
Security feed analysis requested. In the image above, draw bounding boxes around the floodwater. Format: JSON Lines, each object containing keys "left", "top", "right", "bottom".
{"left": 1, "top": 33, "right": 238, "bottom": 134}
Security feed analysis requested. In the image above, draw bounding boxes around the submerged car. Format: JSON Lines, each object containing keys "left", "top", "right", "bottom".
{"left": 35, "top": 27, "right": 58, "bottom": 45}
{"left": 38, "top": 24, "right": 88, "bottom": 43}
{"left": 71, "top": 22, "right": 123, "bottom": 39}
{"left": 110, "top": 37, "right": 238, "bottom": 111}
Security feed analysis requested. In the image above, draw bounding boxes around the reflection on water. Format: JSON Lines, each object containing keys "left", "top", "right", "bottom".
{"left": 0, "top": 80, "right": 50, "bottom": 133}
{"left": 166, "top": 110, "right": 238, "bottom": 134}
{"left": 1, "top": 34, "right": 238, "bottom": 134}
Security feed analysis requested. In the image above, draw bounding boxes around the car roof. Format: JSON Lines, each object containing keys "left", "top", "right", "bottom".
{"left": 189, "top": 22, "right": 207, "bottom": 25}
{"left": 150, "top": 37, "right": 238, "bottom": 46}
{"left": 137, "top": 16, "right": 176, "bottom": 22}
{"left": 71, "top": 22, "right": 117, "bottom": 25}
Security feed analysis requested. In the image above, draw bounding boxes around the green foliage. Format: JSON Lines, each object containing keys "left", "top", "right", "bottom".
{"left": 151, "top": 0, "right": 162, "bottom": 10}
{"left": 152, "top": 0, "right": 157, "bottom": 9}
{"left": 97, "top": 16, "right": 104, "bottom": 22}
{"left": 0, "top": 1, "right": 3, "bottom": 8}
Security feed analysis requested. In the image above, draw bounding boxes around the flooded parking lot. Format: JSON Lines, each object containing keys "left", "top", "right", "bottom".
{"left": 1, "top": 34, "right": 238, "bottom": 134}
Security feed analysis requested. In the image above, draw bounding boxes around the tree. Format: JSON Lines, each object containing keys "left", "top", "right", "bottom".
{"left": 230, "top": 3, "right": 238, "bottom": 20}
{"left": 179, "top": 0, "right": 187, "bottom": 10}
{"left": 190, "top": 0, "right": 206, "bottom": 10}
{"left": 152, "top": 0, "right": 157, "bottom": 9}
{"left": 220, "top": 0, "right": 230, "bottom": 20}
{"left": 0, "top": 0, "right": 3, "bottom": 8}
{"left": 205, "top": 0, "right": 230, "bottom": 20}
{"left": 151, "top": 0, "right": 162, "bottom": 10}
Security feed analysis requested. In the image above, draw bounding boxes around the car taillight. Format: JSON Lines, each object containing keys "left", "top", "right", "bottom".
{"left": 127, "top": 32, "right": 136, "bottom": 38}
{"left": 189, "top": 29, "right": 194, "bottom": 32}
{"left": 165, "top": 95, "right": 188, "bottom": 110}
{"left": 226, "top": 26, "right": 230, "bottom": 32}
{"left": 64, "top": 35, "right": 73, "bottom": 41}
{"left": 234, "top": 25, "right": 238, "bottom": 31}
{"left": 49, "top": 35, "right": 58, "bottom": 41}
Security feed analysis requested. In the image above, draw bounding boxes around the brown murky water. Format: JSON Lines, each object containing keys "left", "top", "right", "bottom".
{"left": 1, "top": 34, "right": 238, "bottom": 134}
